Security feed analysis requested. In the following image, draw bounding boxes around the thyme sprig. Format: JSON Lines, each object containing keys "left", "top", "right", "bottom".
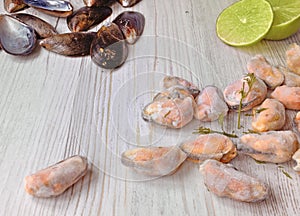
{"left": 193, "top": 126, "right": 238, "bottom": 138}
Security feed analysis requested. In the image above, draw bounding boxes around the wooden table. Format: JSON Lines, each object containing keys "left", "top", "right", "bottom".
{"left": 1, "top": 0, "right": 300, "bottom": 215}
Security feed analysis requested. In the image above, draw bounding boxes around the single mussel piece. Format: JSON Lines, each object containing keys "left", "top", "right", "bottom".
{"left": 180, "top": 134, "right": 237, "bottom": 163}
{"left": 292, "top": 149, "right": 300, "bottom": 173}
{"left": 4, "top": 0, "right": 28, "bottom": 13}
{"left": 90, "top": 23, "right": 128, "bottom": 69}
{"left": 194, "top": 86, "right": 228, "bottom": 122}
{"left": 270, "top": 85, "right": 300, "bottom": 110}
{"left": 113, "top": 11, "right": 145, "bottom": 44}
{"left": 282, "top": 68, "right": 300, "bottom": 87}
{"left": 67, "top": 6, "right": 112, "bottom": 32}
{"left": 286, "top": 43, "right": 300, "bottom": 76}
{"left": 247, "top": 55, "right": 284, "bottom": 89}
{"left": 117, "top": 0, "right": 142, "bottom": 7}
{"left": 238, "top": 131, "right": 299, "bottom": 163}
{"left": 142, "top": 86, "right": 195, "bottom": 129}
{"left": 251, "top": 98, "right": 286, "bottom": 132}
{"left": 0, "top": 14, "right": 37, "bottom": 55}
{"left": 40, "top": 32, "right": 96, "bottom": 56}
{"left": 13, "top": 13, "right": 58, "bottom": 39}
{"left": 162, "top": 76, "right": 200, "bottom": 98}
{"left": 23, "top": 0, "right": 73, "bottom": 17}
{"left": 83, "top": 0, "right": 112, "bottom": 7}
{"left": 295, "top": 112, "right": 300, "bottom": 132}
{"left": 223, "top": 75, "right": 267, "bottom": 111}
{"left": 121, "top": 146, "right": 187, "bottom": 177}
{"left": 200, "top": 159, "right": 269, "bottom": 202}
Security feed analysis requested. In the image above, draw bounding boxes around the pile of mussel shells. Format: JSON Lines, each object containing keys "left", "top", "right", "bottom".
{"left": 0, "top": 0, "right": 145, "bottom": 69}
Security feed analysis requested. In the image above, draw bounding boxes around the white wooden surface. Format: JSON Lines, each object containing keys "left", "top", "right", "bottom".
{"left": 1, "top": 0, "right": 300, "bottom": 215}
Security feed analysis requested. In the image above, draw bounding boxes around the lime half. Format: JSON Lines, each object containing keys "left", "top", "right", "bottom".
{"left": 265, "top": 0, "right": 300, "bottom": 40}
{"left": 216, "top": 0, "right": 273, "bottom": 47}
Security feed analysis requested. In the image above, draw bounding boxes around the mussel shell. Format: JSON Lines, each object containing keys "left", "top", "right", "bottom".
{"left": 83, "top": 0, "right": 113, "bottom": 7}
{"left": 67, "top": 6, "right": 112, "bottom": 32}
{"left": 113, "top": 11, "right": 145, "bottom": 44}
{"left": 40, "top": 32, "right": 96, "bottom": 56}
{"left": 117, "top": 0, "right": 142, "bottom": 7}
{"left": 4, "top": 0, "right": 28, "bottom": 13}
{"left": 90, "top": 23, "right": 128, "bottom": 69}
{"left": 23, "top": 0, "right": 73, "bottom": 17}
{"left": 0, "top": 14, "right": 37, "bottom": 55}
{"left": 13, "top": 13, "right": 58, "bottom": 39}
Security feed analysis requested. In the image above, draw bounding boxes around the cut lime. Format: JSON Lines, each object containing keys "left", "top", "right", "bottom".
{"left": 216, "top": 0, "right": 273, "bottom": 47}
{"left": 265, "top": 0, "right": 300, "bottom": 40}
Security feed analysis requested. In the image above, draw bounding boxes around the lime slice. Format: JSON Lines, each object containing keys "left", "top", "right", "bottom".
{"left": 265, "top": 0, "right": 300, "bottom": 40}
{"left": 216, "top": 0, "right": 273, "bottom": 46}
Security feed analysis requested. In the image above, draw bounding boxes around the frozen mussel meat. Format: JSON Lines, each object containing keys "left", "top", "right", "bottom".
{"left": 199, "top": 159, "right": 268, "bottom": 202}
{"left": 180, "top": 134, "right": 237, "bottom": 163}
{"left": 295, "top": 112, "right": 300, "bottom": 132}
{"left": 286, "top": 43, "right": 300, "bottom": 76}
{"left": 238, "top": 131, "right": 299, "bottom": 163}
{"left": 83, "top": 0, "right": 112, "bottom": 7}
{"left": 292, "top": 149, "right": 300, "bottom": 173}
{"left": 270, "top": 85, "right": 300, "bottom": 110}
{"left": 282, "top": 68, "right": 300, "bottom": 87}
{"left": 121, "top": 146, "right": 187, "bottom": 176}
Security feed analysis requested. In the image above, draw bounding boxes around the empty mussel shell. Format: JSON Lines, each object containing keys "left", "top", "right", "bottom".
{"left": 4, "top": 0, "right": 28, "bottom": 13}
{"left": 40, "top": 32, "right": 96, "bottom": 56}
{"left": 13, "top": 13, "right": 58, "bottom": 39}
{"left": 0, "top": 14, "right": 37, "bottom": 55}
{"left": 113, "top": 11, "right": 145, "bottom": 44}
{"left": 117, "top": 0, "right": 142, "bottom": 8}
{"left": 23, "top": 0, "right": 73, "bottom": 17}
{"left": 83, "top": 0, "right": 112, "bottom": 7}
{"left": 90, "top": 23, "right": 128, "bottom": 69}
{"left": 67, "top": 6, "right": 112, "bottom": 32}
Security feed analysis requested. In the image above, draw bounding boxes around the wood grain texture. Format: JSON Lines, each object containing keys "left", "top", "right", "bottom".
{"left": 0, "top": 0, "right": 300, "bottom": 215}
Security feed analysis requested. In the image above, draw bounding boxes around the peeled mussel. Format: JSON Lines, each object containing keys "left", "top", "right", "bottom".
{"left": 113, "top": 11, "right": 145, "bottom": 44}
{"left": 194, "top": 86, "right": 228, "bottom": 122}
{"left": 121, "top": 146, "right": 187, "bottom": 177}
{"left": 238, "top": 131, "right": 299, "bottom": 163}
{"left": 223, "top": 75, "right": 267, "bottom": 111}
{"left": 251, "top": 98, "right": 286, "bottom": 132}
{"left": 90, "top": 23, "right": 128, "bottom": 69}
{"left": 40, "top": 32, "right": 96, "bottom": 56}
{"left": 0, "top": 14, "right": 37, "bottom": 55}
{"left": 247, "top": 55, "right": 284, "bottom": 89}
{"left": 142, "top": 86, "right": 194, "bottom": 129}
{"left": 162, "top": 76, "right": 200, "bottom": 98}
{"left": 4, "top": 0, "right": 27, "bottom": 13}
{"left": 14, "top": 13, "right": 57, "bottom": 39}
{"left": 117, "top": 0, "right": 142, "bottom": 8}
{"left": 23, "top": 0, "right": 73, "bottom": 17}
{"left": 292, "top": 149, "right": 300, "bottom": 173}
{"left": 282, "top": 69, "right": 300, "bottom": 87}
{"left": 286, "top": 43, "right": 300, "bottom": 76}
{"left": 180, "top": 134, "right": 237, "bottom": 163}
{"left": 199, "top": 159, "right": 269, "bottom": 202}
{"left": 67, "top": 6, "right": 112, "bottom": 32}
{"left": 270, "top": 85, "right": 300, "bottom": 110}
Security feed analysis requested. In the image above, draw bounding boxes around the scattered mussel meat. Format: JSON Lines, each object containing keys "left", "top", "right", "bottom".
{"left": 121, "top": 146, "right": 187, "bottom": 177}
{"left": 14, "top": 13, "right": 58, "bottom": 39}
{"left": 0, "top": 14, "right": 37, "bottom": 55}
{"left": 270, "top": 85, "right": 300, "bottom": 110}
{"left": 67, "top": 6, "right": 112, "bottom": 32}
{"left": 194, "top": 85, "right": 228, "bottom": 122}
{"left": 90, "top": 22, "right": 128, "bottom": 69}
{"left": 113, "top": 11, "right": 145, "bottom": 44}
{"left": 286, "top": 43, "right": 300, "bottom": 76}
{"left": 199, "top": 159, "right": 269, "bottom": 202}
{"left": 292, "top": 149, "right": 300, "bottom": 173}
{"left": 180, "top": 134, "right": 237, "bottom": 163}
{"left": 23, "top": 0, "right": 73, "bottom": 17}
{"left": 282, "top": 68, "right": 300, "bottom": 87}
{"left": 295, "top": 112, "right": 300, "bottom": 132}
{"left": 40, "top": 32, "right": 96, "bottom": 56}
{"left": 238, "top": 131, "right": 299, "bottom": 163}
{"left": 4, "top": 0, "right": 28, "bottom": 13}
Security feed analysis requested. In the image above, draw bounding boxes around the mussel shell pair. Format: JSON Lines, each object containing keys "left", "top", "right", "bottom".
{"left": 0, "top": 14, "right": 37, "bottom": 55}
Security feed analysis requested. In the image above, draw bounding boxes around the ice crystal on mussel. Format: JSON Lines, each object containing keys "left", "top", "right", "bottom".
{"left": 117, "top": 0, "right": 142, "bottom": 8}
{"left": 14, "top": 13, "right": 58, "bottom": 39}
{"left": 90, "top": 23, "right": 128, "bottom": 69}
{"left": 40, "top": 32, "right": 96, "bottom": 56}
{"left": 142, "top": 86, "right": 194, "bottom": 129}
{"left": 121, "top": 146, "right": 187, "bottom": 177}
{"left": 4, "top": 0, "right": 27, "bottom": 13}
{"left": 200, "top": 160, "right": 269, "bottom": 202}
{"left": 67, "top": 6, "right": 112, "bottom": 32}
{"left": 113, "top": 11, "right": 145, "bottom": 44}
{"left": 0, "top": 14, "right": 37, "bottom": 55}
{"left": 23, "top": 0, "right": 73, "bottom": 17}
